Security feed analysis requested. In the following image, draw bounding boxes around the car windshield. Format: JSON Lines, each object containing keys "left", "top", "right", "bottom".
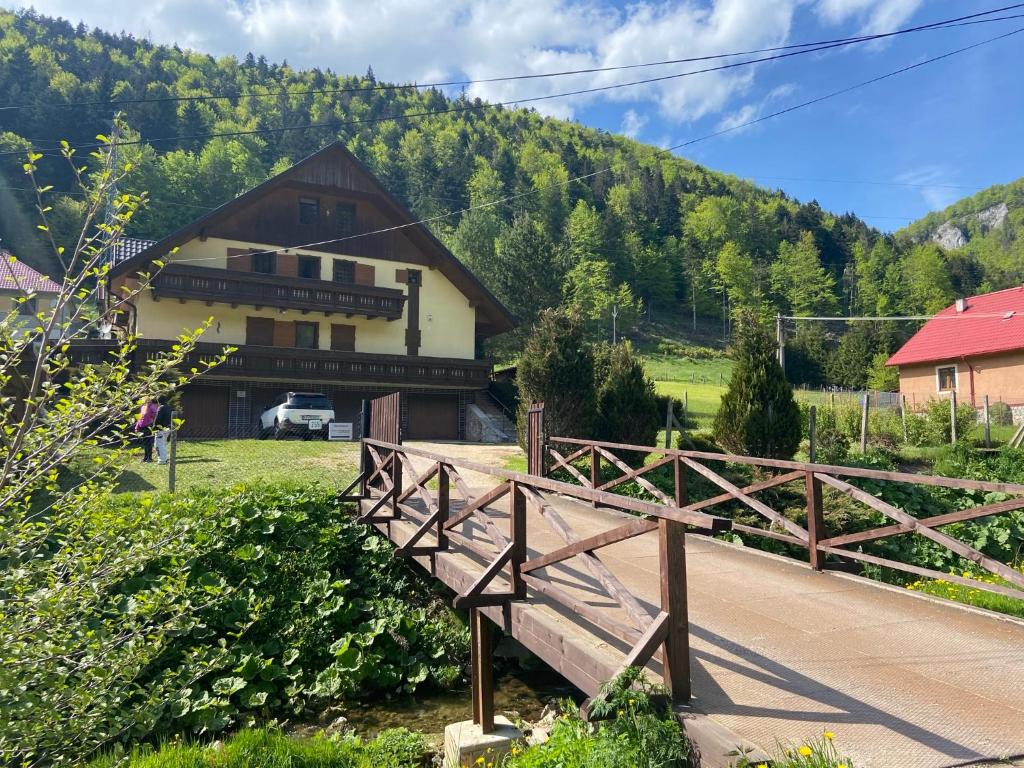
{"left": 284, "top": 395, "right": 332, "bottom": 410}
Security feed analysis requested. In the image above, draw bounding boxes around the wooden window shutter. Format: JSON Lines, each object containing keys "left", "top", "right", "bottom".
{"left": 331, "top": 323, "right": 356, "bottom": 352}
{"left": 354, "top": 263, "right": 375, "bottom": 286}
{"left": 276, "top": 252, "right": 298, "bottom": 277}
{"left": 272, "top": 320, "right": 296, "bottom": 347}
{"left": 227, "top": 248, "right": 251, "bottom": 271}
{"left": 245, "top": 316, "right": 275, "bottom": 346}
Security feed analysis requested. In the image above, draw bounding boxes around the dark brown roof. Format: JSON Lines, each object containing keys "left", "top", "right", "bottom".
{"left": 109, "top": 142, "right": 515, "bottom": 337}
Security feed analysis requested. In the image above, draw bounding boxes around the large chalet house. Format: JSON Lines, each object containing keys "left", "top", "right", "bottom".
{"left": 96, "top": 142, "right": 515, "bottom": 439}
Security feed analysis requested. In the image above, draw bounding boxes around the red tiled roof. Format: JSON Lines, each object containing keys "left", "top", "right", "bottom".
{"left": 887, "top": 286, "right": 1024, "bottom": 366}
{"left": 0, "top": 251, "right": 61, "bottom": 294}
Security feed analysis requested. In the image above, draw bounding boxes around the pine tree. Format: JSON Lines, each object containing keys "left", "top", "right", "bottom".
{"left": 594, "top": 342, "right": 661, "bottom": 466}
{"left": 714, "top": 315, "right": 801, "bottom": 458}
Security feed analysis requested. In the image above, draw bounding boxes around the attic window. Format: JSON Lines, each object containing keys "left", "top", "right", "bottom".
{"left": 335, "top": 202, "right": 356, "bottom": 235}
{"left": 298, "top": 197, "right": 320, "bottom": 225}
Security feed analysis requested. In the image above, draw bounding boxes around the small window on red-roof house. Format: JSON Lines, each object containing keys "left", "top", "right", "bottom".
{"left": 936, "top": 365, "right": 957, "bottom": 392}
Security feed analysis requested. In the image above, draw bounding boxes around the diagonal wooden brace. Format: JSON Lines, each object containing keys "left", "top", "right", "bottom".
{"left": 358, "top": 488, "right": 397, "bottom": 523}
{"left": 453, "top": 542, "right": 516, "bottom": 609}
{"left": 396, "top": 508, "right": 443, "bottom": 556}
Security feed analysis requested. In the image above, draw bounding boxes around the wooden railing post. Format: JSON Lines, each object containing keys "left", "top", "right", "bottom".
{"left": 437, "top": 462, "right": 449, "bottom": 550}
{"left": 510, "top": 480, "right": 527, "bottom": 599}
{"left": 471, "top": 608, "right": 495, "bottom": 733}
{"left": 673, "top": 454, "right": 687, "bottom": 508}
{"left": 590, "top": 446, "right": 600, "bottom": 507}
{"left": 659, "top": 514, "right": 690, "bottom": 703}
{"left": 805, "top": 470, "right": 825, "bottom": 570}
{"left": 391, "top": 450, "right": 403, "bottom": 516}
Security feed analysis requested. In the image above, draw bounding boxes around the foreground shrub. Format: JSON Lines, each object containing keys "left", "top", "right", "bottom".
{"left": 506, "top": 668, "right": 689, "bottom": 768}
{"left": 5, "top": 485, "right": 467, "bottom": 763}
{"left": 89, "top": 727, "right": 425, "bottom": 768}
{"left": 732, "top": 731, "right": 854, "bottom": 767}
{"left": 594, "top": 342, "right": 661, "bottom": 465}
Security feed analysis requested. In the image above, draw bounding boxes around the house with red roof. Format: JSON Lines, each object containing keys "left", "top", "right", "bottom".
{"left": 0, "top": 251, "right": 61, "bottom": 333}
{"left": 887, "top": 286, "right": 1024, "bottom": 420}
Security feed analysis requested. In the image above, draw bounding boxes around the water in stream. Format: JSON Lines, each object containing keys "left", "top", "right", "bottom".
{"left": 343, "top": 669, "right": 583, "bottom": 738}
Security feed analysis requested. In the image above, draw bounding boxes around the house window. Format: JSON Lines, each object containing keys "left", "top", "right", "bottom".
{"left": 333, "top": 259, "right": 356, "bottom": 284}
{"left": 295, "top": 321, "right": 319, "bottom": 349}
{"left": 251, "top": 252, "right": 276, "bottom": 275}
{"left": 936, "top": 365, "right": 957, "bottom": 392}
{"left": 299, "top": 197, "right": 320, "bottom": 225}
{"left": 298, "top": 255, "right": 320, "bottom": 279}
{"left": 335, "top": 202, "right": 356, "bottom": 235}
{"left": 19, "top": 296, "right": 37, "bottom": 316}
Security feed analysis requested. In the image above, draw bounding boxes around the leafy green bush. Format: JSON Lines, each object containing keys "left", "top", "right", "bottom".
{"left": 506, "top": 668, "right": 689, "bottom": 768}
{"left": 653, "top": 340, "right": 725, "bottom": 360}
{"left": 89, "top": 727, "right": 425, "bottom": 768}
{"left": 988, "top": 400, "right": 1014, "bottom": 427}
{"left": 714, "top": 318, "right": 801, "bottom": 459}
{"left": 5, "top": 485, "right": 467, "bottom": 764}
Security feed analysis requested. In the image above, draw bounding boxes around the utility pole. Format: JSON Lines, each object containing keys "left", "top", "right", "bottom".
{"left": 776, "top": 313, "right": 785, "bottom": 373}
{"left": 611, "top": 303, "right": 618, "bottom": 345}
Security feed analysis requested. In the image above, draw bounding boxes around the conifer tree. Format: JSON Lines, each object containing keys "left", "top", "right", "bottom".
{"left": 714, "top": 315, "right": 801, "bottom": 458}
{"left": 594, "top": 342, "right": 660, "bottom": 465}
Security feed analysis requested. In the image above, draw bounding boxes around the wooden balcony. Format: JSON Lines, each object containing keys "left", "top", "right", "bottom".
{"left": 68, "top": 340, "right": 492, "bottom": 388}
{"left": 151, "top": 264, "right": 406, "bottom": 320}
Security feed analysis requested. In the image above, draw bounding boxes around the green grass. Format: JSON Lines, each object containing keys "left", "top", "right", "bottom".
{"left": 108, "top": 439, "right": 360, "bottom": 494}
{"left": 906, "top": 567, "right": 1024, "bottom": 619}
{"left": 87, "top": 727, "right": 427, "bottom": 768}
{"left": 641, "top": 355, "right": 734, "bottom": 429}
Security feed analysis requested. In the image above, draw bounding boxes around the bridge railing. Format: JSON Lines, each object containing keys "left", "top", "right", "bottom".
{"left": 545, "top": 436, "right": 1024, "bottom": 601}
{"left": 354, "top": 437, "right": 732, "bottom": 713}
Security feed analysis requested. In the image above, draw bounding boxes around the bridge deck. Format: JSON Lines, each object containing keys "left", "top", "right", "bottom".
{"left": 360, "top": 448, "right": 1024, "bottom": 768}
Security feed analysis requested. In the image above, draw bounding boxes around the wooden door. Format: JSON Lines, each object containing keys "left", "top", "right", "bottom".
{"left": 406, "top": 394, "right": 459, "bottom": 440}
{"left": 180, "top": 385, "right": 230, "bottom": 438}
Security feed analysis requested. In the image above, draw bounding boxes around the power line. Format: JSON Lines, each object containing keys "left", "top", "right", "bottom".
{"left": 153, "top": 25, "right": 1022, "bottom": 269}
{"left": 7, "top": 8, "right": 1024, "bottom": 158}
{"left": 743, "top": 175, "right": 984, "bottom": 191}
{"left": 784, "top": 314, "right": 1016, "bottom": 321}
{"left": 2, "top": 5, "right": 1020, "bottom": 115}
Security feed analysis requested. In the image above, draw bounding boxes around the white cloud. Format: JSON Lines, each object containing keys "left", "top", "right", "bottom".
{"left": 815, "top": 0, "right": 924, "bottom": 35}
{"left": 620, "top": 109, "right": 647, "bottom": 138}
{"left": 5, "top": 0, "right": 919, "bottom": 123}
{"left": 894, "top": 165, "right": 962, "bottom": 210}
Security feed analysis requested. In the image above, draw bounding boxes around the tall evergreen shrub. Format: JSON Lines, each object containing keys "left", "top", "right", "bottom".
{"left": 714, "top": 317, "right": 801, "bottom": 458}
{"left": 516, "top": 309, "right": 597, "bottom": 444}
{"left": 595, "top": 342, "right": 661, "bottom": 465}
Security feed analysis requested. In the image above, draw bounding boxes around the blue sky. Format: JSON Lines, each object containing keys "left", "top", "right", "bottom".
{"left": 7, "top": 0, "right": 1023, "bottom": 230}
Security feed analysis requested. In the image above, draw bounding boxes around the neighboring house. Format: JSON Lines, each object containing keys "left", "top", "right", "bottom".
{"left": 887, "top": 287, "right": 1024, "bottom": 421}
{"left": 0, "top": 251, "right": 61, "bottom": 336}
{"left": 96, "top": 142, "right": 515, "bottom": 439}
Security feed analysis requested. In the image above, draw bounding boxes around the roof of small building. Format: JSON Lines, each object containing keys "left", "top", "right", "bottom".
{"left": 887, "top": 286, "right": 1024, "bottom": 366}
{"left": 0, "top": 251, "right": 61, "bottom": 294}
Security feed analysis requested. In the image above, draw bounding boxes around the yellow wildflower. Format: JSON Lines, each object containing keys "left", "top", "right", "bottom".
{"left": 475, "top": 758, "right": 484, "bottom": 765}
{"left": 798, "top": 745, "right": 813, "bottom": 757}
{"left": 824, "top": 731, "right": 835, "bottom": 740}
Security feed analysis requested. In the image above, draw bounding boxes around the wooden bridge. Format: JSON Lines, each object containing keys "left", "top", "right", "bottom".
{"left": 344, "top": 395, "right": 1024, "bottom": 768}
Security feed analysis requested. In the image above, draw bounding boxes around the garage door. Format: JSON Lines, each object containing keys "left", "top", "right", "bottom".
{"left": 406, "top": 394, "right": 459, "bottom": 440}
{"left": 180, "top": 385, "right": 229, "bottom": 438}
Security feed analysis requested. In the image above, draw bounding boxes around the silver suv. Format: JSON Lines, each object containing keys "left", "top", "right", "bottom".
{"left": 258, "top": 392, "right": 335, "bottom": 440}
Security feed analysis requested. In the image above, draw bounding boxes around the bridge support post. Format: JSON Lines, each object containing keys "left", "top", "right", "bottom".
{"left": 661, "top": 458, "right": 691, "bottom": 703}
{"left": 437, "top": 462, "right": 449, "bottom": 551}
{"left": 510, "top": 481, "right": 527, "bottom": 599}
{"left": 470, "top": 608, "right": 495, "bottom": 733}
{"left": 805, "top": 471, "right": 825, "bottom": 570}
{"left": 590, "top": 447, "right": 600, "bottom": 507}
{"left": 391, "top": 451, "right": 403, "bottom": 517}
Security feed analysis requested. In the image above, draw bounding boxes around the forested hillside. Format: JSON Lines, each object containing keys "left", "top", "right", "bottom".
{"left": 0, "top": 9, "right": 1021, "bottom": 384}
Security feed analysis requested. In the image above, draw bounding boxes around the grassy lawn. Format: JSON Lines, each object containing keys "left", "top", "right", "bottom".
{"left": 641, "top": 355, "right": 734, "bottom": 429}
{"left": 110, "top": 439, "right": 360, "bottom": 494}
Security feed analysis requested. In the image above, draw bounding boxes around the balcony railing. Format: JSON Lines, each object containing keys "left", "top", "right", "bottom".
{"left": 151, "top": 264, "right": 406, "bottom": 319}
{"left": 68, "top": 340, "right": 492, "bottom": 388}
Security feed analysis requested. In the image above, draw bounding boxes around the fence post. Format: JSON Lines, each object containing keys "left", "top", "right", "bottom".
{"left": 950, "top": 390, "right": 958, "bottom": 444}
{"left": 683, "top": 392, "right": 689, "bottom": 440}
{"left": 391, "top": 450, "right": 403, "bottom": 516}
{"left": 470, "top": 609, "right": 495, "bottom": 733}
{"left": 590, "top": 446, "right": 601, "bottom": 508}
{"left": 359, "top": 399, "right": 371, "bottom": 496}
{"left": 805, "top": 470, "right": 825, "bottom": 571}
{"left": 673, "top": 454, "right": 687, "bottom": 509}
{"left": 808, "top": 405, "right": 817, "bottom": 464}
{"left": 659, "top": 513, "right": 690, "bottom": 703}
{"left": 900, "top": 395, "right": 908, "bottom": 444}
{"left": 510, "top": 480, "right": 527, "bottom": 599}
{"left": 168, "top": 414, "right": 177, "bottom": 494}
{"left": 984, "top": 395, "right": 991, "bottom": 448}
{"left": 859, "top": 394, "right": 869, "bottom": 453}
{"left": 437, "top": 462, "right": 449, "bottom": 551}
{"left": 663, "top": 398, "right": 673, "bottom": 449}
{"left": 830, "top": 391, "right": 835, "bottom": 411}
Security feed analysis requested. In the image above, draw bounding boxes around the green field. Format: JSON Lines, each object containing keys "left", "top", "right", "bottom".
{"left": 110, "top": 439, "right": 360, "bottom": 494}
{"left": 641, "top": 354, "right": 734, "bottom": 428}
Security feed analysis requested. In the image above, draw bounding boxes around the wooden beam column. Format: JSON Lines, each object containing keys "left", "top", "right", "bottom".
{"left": 805, "top": 470, "right": 825, "bottom": 570}
{"left": 659, "top": 514, "right": 690, "bottom": 703}
{"left": 471, "top": 608, "right": 495, "bottom": 733}
{"left": 391, "top": 450, "right": 403, "bottom": 517}
{"left": 590, "top": 447, "right": 600, "bottom": 507}
{"left": 510, "top": 480, "right": 527, "bottom": 599}
{"left": 437, "top": 462, "right": 449, "bottom": 551}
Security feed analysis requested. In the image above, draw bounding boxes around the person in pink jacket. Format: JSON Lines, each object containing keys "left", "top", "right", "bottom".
{"left": 134, "top": 397, "right": 158, "bottom": 462}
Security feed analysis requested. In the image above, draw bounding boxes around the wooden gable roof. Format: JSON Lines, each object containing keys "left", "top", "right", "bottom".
{"left": 110, "top": 142, "right": 515, "bottom": 338}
